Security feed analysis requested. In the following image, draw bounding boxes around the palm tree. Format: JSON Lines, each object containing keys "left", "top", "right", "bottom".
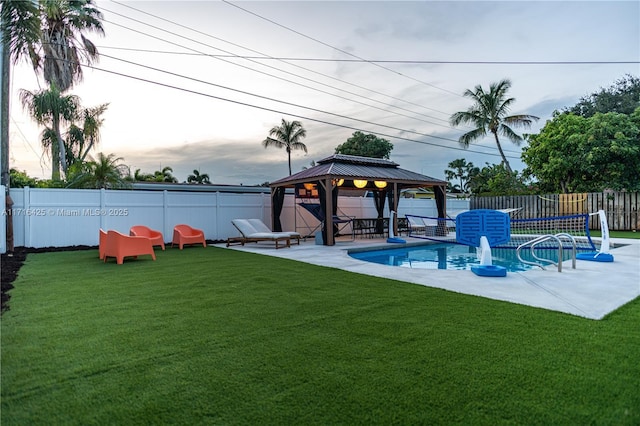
{"left": 133, "top": 168, "right": 153, "bottom": 182}
{"left": 19, "top": 85, "right": 79, "bottom": 179}
{"left": 263, "top": 118, "right": 307, "bottom": 175}
{"left": 153, "top": 166, "right": 177, "bottom": 183}
{"left": 37, "top": 0, "right": 104, "bottom": 92}
{"left": 450, "top": 79, "right": 539, "bottom": 173}
{"left": 187, "top": 169, "right": 210, "bottom": 184}
{"left": 77, "top": 103, "right": 108, "bottom": 162}
{"left": 66, "top": 152, "right": 130, "bottom": 189}
{"left": 1, "top": 0, "right": 40, "bottom": 196}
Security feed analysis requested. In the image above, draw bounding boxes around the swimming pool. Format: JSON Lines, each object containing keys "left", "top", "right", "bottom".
{"left": 348, "top": 242, "right": 577, "bottom": 272}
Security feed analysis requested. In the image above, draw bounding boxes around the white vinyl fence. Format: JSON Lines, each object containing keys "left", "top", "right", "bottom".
{"left": 0, "top": 186, "right": 469, "bottom": 251}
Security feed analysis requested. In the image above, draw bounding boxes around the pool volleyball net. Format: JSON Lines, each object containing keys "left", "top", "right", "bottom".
{"left": 405, "top": 212, "right": 597, "bottom": 251}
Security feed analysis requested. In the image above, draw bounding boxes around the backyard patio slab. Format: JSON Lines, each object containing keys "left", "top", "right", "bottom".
{"left": 219, "top": 237, "right": 640, "bottom": 320}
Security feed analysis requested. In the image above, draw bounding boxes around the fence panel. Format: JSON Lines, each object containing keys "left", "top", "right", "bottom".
{"left": 471, "top": 192, "right": 639, "bottom": 231}
{"left": 3, "top": 187, "right": 471, "bottom": 249}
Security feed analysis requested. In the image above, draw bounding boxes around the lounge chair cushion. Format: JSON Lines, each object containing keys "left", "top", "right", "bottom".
{"left": 229, "top": 219, "right": 291, "bottom": 249}
{"left": 247, "top": 218, "right": 301, "bottom": 242}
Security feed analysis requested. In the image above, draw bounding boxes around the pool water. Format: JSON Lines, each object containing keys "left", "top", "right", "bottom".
{"left": 348, "top": 243, "right": 576, "bottom": 272}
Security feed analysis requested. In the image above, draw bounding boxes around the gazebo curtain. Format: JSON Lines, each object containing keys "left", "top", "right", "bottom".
{"left": 271, "top": 187, "right": 285, "bottom": 232}
{"left": 434, "top": 185, "right": 447, "bottom": 236}
{"left": 373, "top": 190, "right": 387, "bottom": 234}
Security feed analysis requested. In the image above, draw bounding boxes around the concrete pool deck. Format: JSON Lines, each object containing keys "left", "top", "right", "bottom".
{"left": 218, "top": 236, "right": 640, "bottom": 320}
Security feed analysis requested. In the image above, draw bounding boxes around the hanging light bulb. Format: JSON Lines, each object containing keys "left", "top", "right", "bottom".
{"left": 353, "top": 179, "right": 368, "bottom": 189}
{"left": 336, "top": 178, "right": 344, "bottom": 186}
{"left": 374, "top": 181, "right": 387, "bottom": 189}
{"left": 303, "top": 183, "right": 315, "bottom": 190}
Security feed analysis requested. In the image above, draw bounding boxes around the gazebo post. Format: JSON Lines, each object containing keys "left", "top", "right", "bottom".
{"left": 324, "top": 177, "right": 334, "bottom": 246}
{"left": 392, "top": 182, "right": 400, "bottom": 236}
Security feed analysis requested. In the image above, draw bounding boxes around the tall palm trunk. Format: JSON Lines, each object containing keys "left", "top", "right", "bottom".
{"left": 51, "top": 115, "right": 62, "bottom": 180}
{"left": 492, "top": 131, "right": 512, "bottom": 173}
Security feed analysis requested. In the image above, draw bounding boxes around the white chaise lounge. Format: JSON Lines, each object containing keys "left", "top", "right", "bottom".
{"left": 246, "top": 218, "right": 301, "bottom": 245}
{"left": 227, "top": 219, "right": 292, "bottom": 249}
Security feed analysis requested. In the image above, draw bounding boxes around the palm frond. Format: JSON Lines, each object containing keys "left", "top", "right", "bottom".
{"left": 458, "top": 127, "right": 487, "bottom": 148}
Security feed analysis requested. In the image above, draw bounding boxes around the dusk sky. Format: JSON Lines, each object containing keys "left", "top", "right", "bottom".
{"left": 8, "top": 0, "right": 639, "bottom": 185}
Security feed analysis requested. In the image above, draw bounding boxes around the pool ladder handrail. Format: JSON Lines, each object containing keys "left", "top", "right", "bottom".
{"left": 516, "top": 233, "right": 577, "bottom": 272}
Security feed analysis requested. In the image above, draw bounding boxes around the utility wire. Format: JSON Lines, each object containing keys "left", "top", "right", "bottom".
{"left": 98, "top": 51, "right": 491, "bottom": 150}
{"left": 103, "top": 2, "right": 531, "bottom": 155}
{"left": 109, "top": 1, "right": 456, "bottom": 120}
{"left": 96, "top": 47, "right": 639, "bottom": 65}
{"left": 78, "top": 58, "right": 520, "bottom": 159}
{"left": 101, "top": 7, "right": 455, "bottom": 129}
{"left": 221, "top": 0, "right": 463, "bottom": 98}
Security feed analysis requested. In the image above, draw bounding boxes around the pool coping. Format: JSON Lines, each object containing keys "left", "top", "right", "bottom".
{"left": 218, "top": 236, "right": 640, "bottom": 320}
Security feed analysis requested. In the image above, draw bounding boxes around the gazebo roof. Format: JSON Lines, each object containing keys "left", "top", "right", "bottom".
{"left": 269, "top": 154, "right": 446, "bottom": 188}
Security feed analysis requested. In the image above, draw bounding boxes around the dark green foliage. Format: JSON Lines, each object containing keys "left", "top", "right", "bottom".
{"left": 2, "top": 248, "right": 639, "bottom": 424}
{"left": 566, "top": 74, "right": 640, "bottom": 118}
{"left": 335, "top": 131, "right": 393, "bottom": 159}
{"left": 523, "top": 109, "right": 640, "bottom": 192}
{"left": 8, "top": 168, "right": 38, "bottom": 188}
{"left": 445, "top": 158, "right": 479, "bottom": 193}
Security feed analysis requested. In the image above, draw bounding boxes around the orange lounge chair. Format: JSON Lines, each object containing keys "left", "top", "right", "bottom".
{"left": 99, "top": 228, "right": 107, "bottom": 260}
{"left": 103, "top": 230, "right": 156, "bottom": 264}
{"left": 172, "top": 224, "right": 206, "bottom": 249}
{"left": 130, "top": 225, "right": 165, "bottom": 250}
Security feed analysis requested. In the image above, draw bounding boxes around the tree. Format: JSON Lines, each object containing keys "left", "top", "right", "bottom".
{"left": 34, "top": 0, "right": 104, "bottom": 93}
{"left": 335, "top": 131, "right": 393, "bottom": 159}
{"left": 1, "top": 0, "right": 104, "bottom": 183}
{"left": 19, "top": 85, "right": 79, "bottom": 180}
{"left": 566, "top": 74, "right": 640, "bottom": 118}
{"left": 77, "top": 103, "right": 108, "bottom": 162}
{"left": 66, "top": 152, "right": 130, "bottom": 189}
{"left": 133, "top": 168, "right": 153, "bottom": 181}
{"left": 450, "top": 79, "right": 539, "bottom": 174}
{"left": 467, "top": 163, "right": 528, "bottom": 196}
{"left": 522, "top": 109, "right": 640, "bottom": 192}
{"left": 187, "top": 169, "right": 210, "bottom": 184}
{"left": 153, "top": 166, "right": 177, "bottom": 183}
{"left": 444, "top": 158, "right": 478, "bottom": 194}
{"left": 9, "top": 168, "right": 39, "bottom": 188}
{"left": 263, "top": 118, "right": 307, "bottom": 175}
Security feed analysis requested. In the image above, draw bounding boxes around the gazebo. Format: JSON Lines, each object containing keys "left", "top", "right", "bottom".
{"left": 269, "top": 154, "right": 448, "bottom": 245}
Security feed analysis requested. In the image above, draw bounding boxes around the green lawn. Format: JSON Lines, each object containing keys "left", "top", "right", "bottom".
{"left": 593, "top": 230, "right": 640, "bottom": 239}
{"left": 2, "top": 247, "right": 639, "bottom": 425}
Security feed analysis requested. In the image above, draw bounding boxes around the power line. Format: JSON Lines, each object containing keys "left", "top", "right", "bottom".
{"left": 98, "top": 51, "right": 473, "bottom": 146}
{"left": 97, "top": 3, "right": 522, "bottom": 157}
{"left": 221, "top": 0, "right": 464, "bottom": 98}
{"left": 102, "top": 4, "right": 455, "bottom": 126}
{"left": 78, "top": 59, "right": 520, "bottom": 160}
{"left": 108, "top": 1, "right": 458, "bottom": 120}
{"left": 95, "top": 47, "right": 639, "bottom": 65}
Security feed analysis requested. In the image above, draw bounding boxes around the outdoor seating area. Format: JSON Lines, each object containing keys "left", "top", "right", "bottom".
{"left": 98, "top": 224, "right": 205, "bottom": 263}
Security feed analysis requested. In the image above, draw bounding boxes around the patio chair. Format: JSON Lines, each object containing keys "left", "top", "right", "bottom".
{"left": 228, "top": 219, "right": 291, "bottom": 249}
{"left": 103, "top": 230, "right": 156, "bottom": 265}
{"left": 246, "top": 218, "right": 301, "bottom": 245}
{"left": 130, "top": 225, "right": 165, "bottom": 250}
{"left": 407, "top": 215, "right": 426, "bottom": 235}
{"left": 99, "top": 228, "right": 107, "bottom": 260}
{"left": 172, "top": 224, "right": 207, "bottom": 249}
